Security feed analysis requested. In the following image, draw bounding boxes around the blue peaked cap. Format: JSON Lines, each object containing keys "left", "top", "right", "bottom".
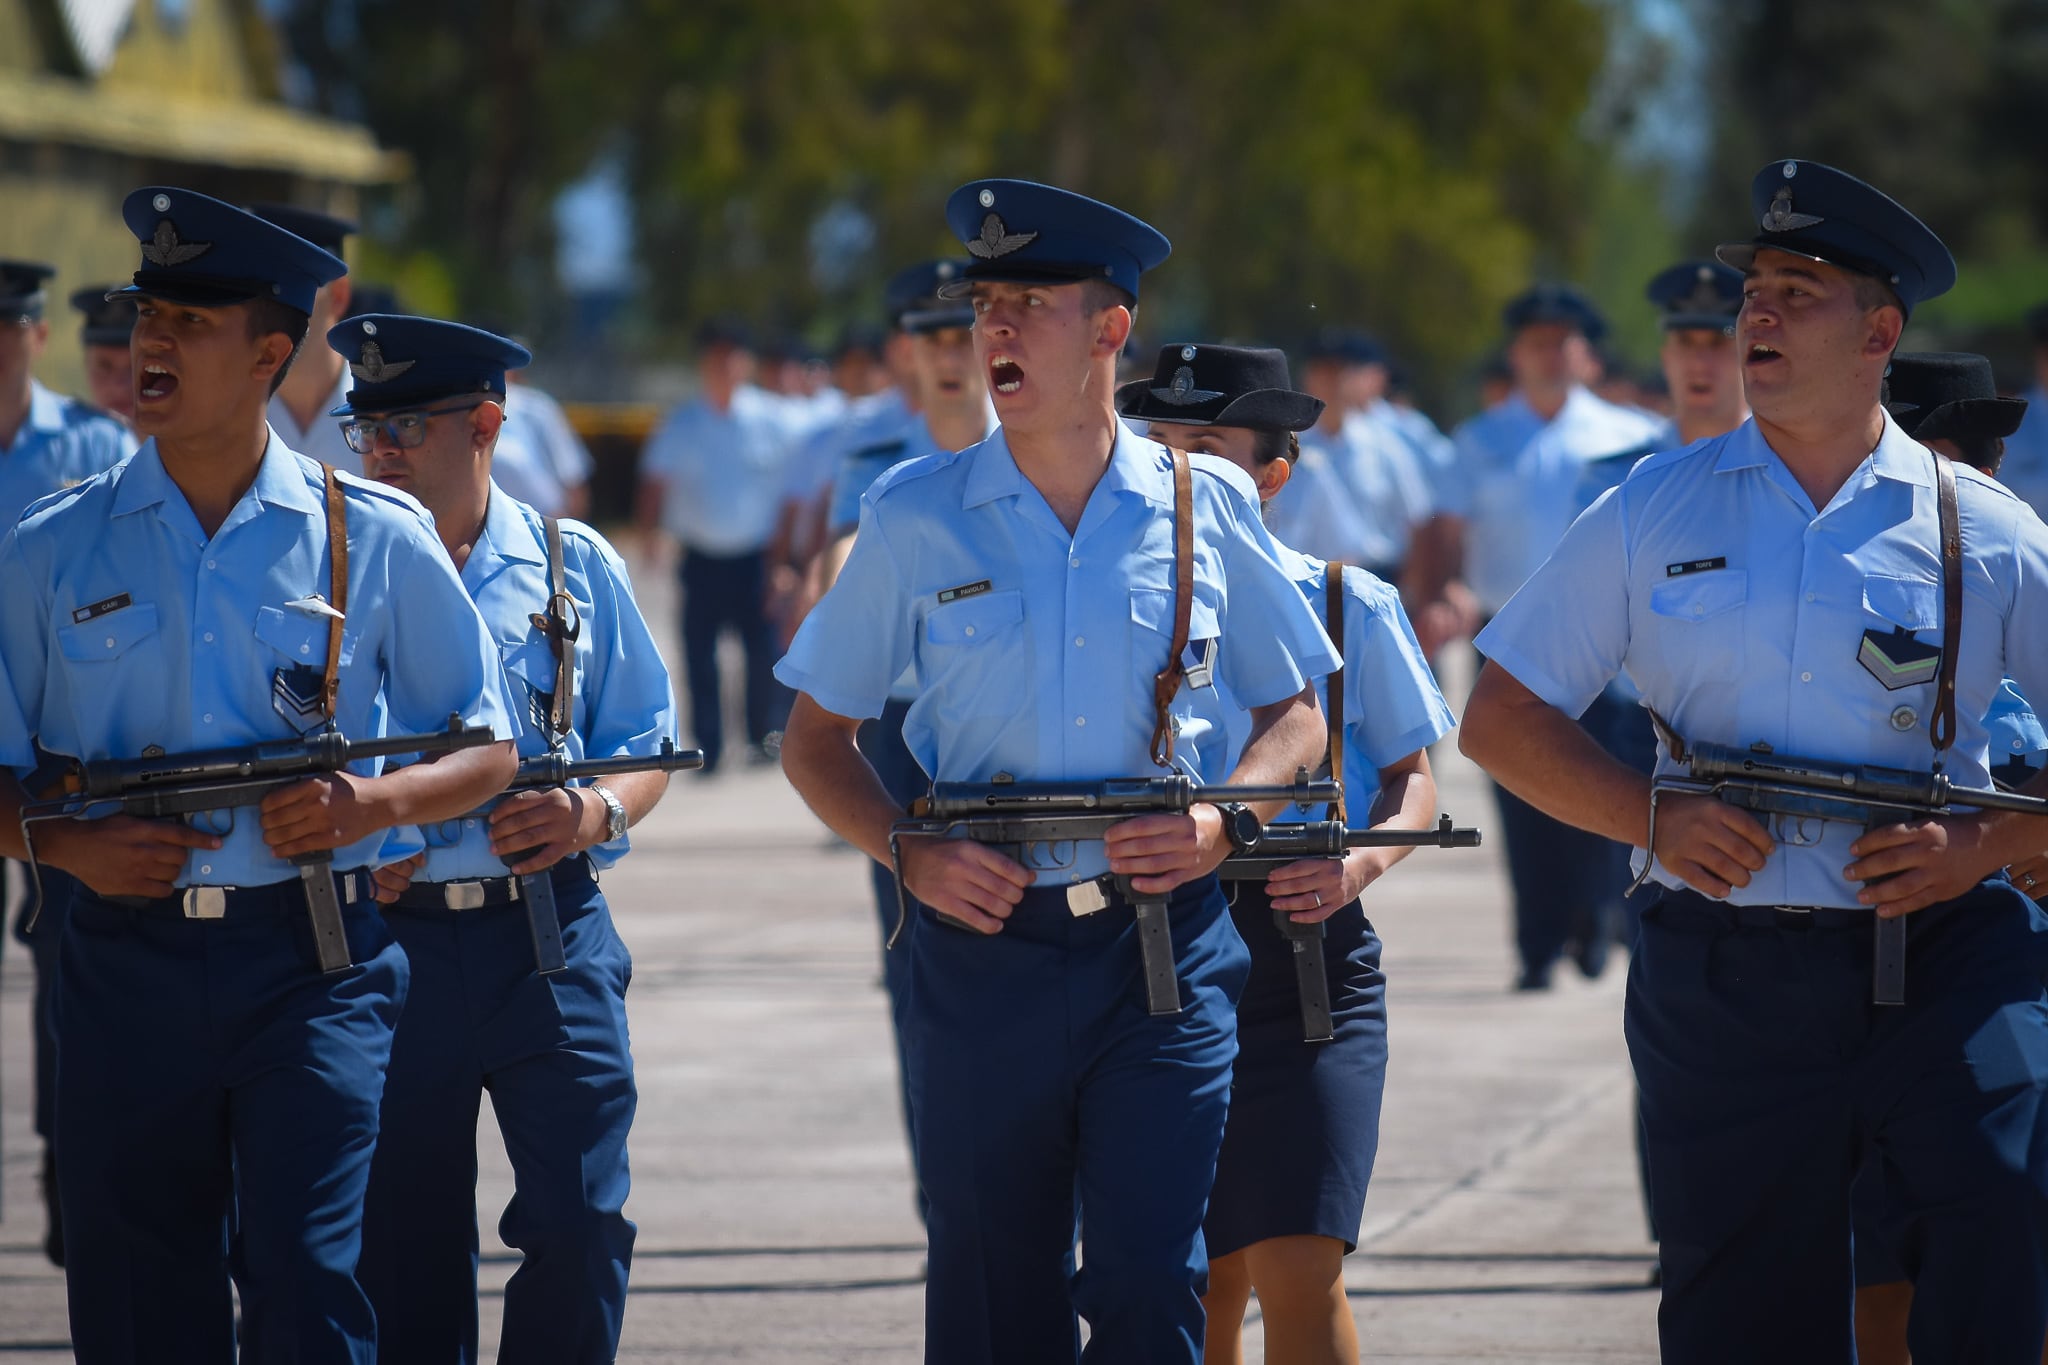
{"left": 1716, "top": 160, "right": 1955, "bottom": 316}
{"left": 112, "top": 187, "right": 345, "bottom": 315}
{"left": 1646, "top": 260, "right": 1743, "bottom": 333}
{"left": 325, "top": 314, "right": 531, "bottom": 416}
{"left": 937, "top": 180, "right": 1170, "bottom": 302}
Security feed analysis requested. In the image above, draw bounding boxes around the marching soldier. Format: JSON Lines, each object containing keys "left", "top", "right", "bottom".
{"left": 0, "top": 189, "right": 518, "bottom": 1362}
{"left": 1461, "top": 160, "right": 2048, "bottom": 1363}
{"left": 332, "top": 314, "right": 676, "bottom": 1364}
{"left": 251, "top": 202, "right": 363, "bottom": 474}
{"left": 777, "top": 180, "right": 1337, "bottom": 1362}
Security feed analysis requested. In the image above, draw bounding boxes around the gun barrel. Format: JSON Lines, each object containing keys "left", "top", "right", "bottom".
{"left": 510, "top": 739, "right": 705, "bottom": 789}
{"left": 75, "top": 715, "right": 494, "bottom": 797}
{"left": 1688, "top": 742, "right": 1944, "bottom": 807}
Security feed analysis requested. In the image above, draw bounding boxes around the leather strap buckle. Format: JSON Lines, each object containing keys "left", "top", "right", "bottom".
{"left": 181, "top": 886, "right": 231, "bottom": 919}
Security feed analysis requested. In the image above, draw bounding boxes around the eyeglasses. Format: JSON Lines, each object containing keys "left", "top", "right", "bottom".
{"left": 339, "top": 399, "right": 489, "bottom": 455}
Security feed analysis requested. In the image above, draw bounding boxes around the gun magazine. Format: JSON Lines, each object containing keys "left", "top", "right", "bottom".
{"left": 1132, "top": 899, "right": 1182, "bottom": 1016}
{"left": 522, "top": 871, "right": 569, "bottom": 975}
{"left": 299, "top": 861, "right": 353, "bottom": 974}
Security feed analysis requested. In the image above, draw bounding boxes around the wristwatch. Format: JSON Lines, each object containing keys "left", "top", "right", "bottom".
{"left": 591, "top": 783, "right": 628, "bottom": 842}
{"left": 1215, "top": 802, "right": 1262, "bottom": 853}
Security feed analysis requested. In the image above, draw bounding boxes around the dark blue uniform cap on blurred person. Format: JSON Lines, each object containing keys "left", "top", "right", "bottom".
{"left": 0, "top": 260, "right": 55, "bottom": 322}
{"left": 112, "top": 187, "right": 345, "bottom": 315}
{"left": 693, "top": 315, "right": 753, "bottom": 352}
{"left": 70, "top": 286, "right": 136, "bottom": 346}
{"left": 1647, "top": 260, "right": 1743, "bottom": 334}
{"left": 1116, "top": 343, "right": 1325, "bottom": 433}
{"left": 884, "top": 259, "right": 969, "bottom": 325}
{"left": 1716, "top": 159, "right": 1955, "bottom": 315}
{"left": 1884, "top": 352, "right": 2027, "bottom": 443}
{"left": 937, "top": 180, "right": 1170, "bottom": 302}
{"left": 1502, "top": 283, "right": 1607, "bottom": 343}
{"left": 246, "top": 202, "right": 358, "bottom": 256}
{"left": 1303, "top": 326, "right": 1386, "bottom": 367}
{"left": 326, "top": 314, "right": 531, "bottom": 416}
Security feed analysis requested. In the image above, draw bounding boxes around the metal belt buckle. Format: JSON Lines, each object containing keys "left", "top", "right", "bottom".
{"left": 182, "top": 886, "right": 229, "bottom": 920}
{"left": 444, "top": 881, "right": 487, "bottom": 911}
{"left": 1067, "top": 877, "right": 1111, "bottom": 918}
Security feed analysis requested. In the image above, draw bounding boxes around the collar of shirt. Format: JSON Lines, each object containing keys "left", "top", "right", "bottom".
{"left": 961, "top": 423, "right": 1176, "bottom": 522}
{"left": 110, "top": 430, "right": 323, "bottom": 539}
{"left": 462, "top": 481, "right": 548, "bottom": 594}
{"left": 1716, "top": 409, "right": 1929, "bottom": 515}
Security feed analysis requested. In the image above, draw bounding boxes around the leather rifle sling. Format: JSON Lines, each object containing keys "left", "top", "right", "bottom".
{"left": 321, "top": 464, "right": 348, "bottom": 722}
{"left": 1873, "top": 448, "right": 1963, "bottom": 1007}
{"left": 1149, "top": 448, "right": 1195, "bottom": 769}
{"left": 1324, "top": 561, "right": 1347, "bottom": 825}
{"left": 1929, "top": 450, "right": 1962, "bottom": 757}
{"left": 539, "top": 515, "right": 576, "bottom": 740}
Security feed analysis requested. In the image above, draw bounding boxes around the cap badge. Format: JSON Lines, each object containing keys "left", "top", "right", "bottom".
{"left": 141, "top": 219, "right": 211, "bottom": 268}
{"left": 978, "top": 189, "right": 996, "bottom": 208}
{"left": 966, "top": 213, "right": 1038, "bottom": 260}
{"left": 1151, "top": 366, "right": 1226, "bottom": 407}
{"left": 1761, "top": 187, "right": 1824, "bottom": 234}
{"left": 350, "top": 341, "right": 415, "bottom": 383}
{"left": 1677, "top": 277, "right": 1726, "bottom": 314}
{"left": 1180, "top": 345, "right": 1197, "bottom": 361}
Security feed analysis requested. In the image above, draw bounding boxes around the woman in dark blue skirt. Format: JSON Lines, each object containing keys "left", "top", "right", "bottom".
{"left": 1119, "top": 345, "right": 1455, "bottom": 1365}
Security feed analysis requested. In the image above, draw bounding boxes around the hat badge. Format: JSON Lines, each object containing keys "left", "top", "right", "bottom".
{"left": 141, "top": 219, "right": 211, "bottom": 268}
{"left": 978, "top": 189, "right": 995, "bottom": 208}
{"left": 1180, "top": 345, "right": 1197, "bottom": 361}
{"left": 1151, "top": 366, "right": 1226, "bottom": 407}
{"left": 966, "top": 212, "right": 1038, "bottom": 260}
{"left": 1761, "top": 186, "right": 1824, "bottom": 234}
{"left": 350, "top": 340, "right": 415, "bottom": 383}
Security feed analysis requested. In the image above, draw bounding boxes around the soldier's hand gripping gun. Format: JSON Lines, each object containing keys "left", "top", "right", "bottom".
{"left": 888, "top": 769, "right": 1343, "bottom": 1017}
{"left": 1216, "top": 814, "right": 1482, "bottom": 1042}
{"left": 21, "top": 715, "right": 496, "bottom": 973}
{"left": 1639, "top": 714, "right": 2048, "bottom": 1006}
{"left": 461, "top": 738, "right": 703, "bottom": 973}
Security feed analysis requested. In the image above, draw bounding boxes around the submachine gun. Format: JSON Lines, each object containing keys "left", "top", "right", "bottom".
{"left": 455, "top": 738, "right": 704, "bottom": 973}
{"left": 1215, "top": 814, "right": 1481, "bottom": 1042}
{"left": 1640, "top": 716, "right": 2048, "bottom": 1006}
{"left": 889, "top": 769, "right": 1344, "bottom": 1017}
{"left": 21, "top": 715, "right": 496, "bottom": 973}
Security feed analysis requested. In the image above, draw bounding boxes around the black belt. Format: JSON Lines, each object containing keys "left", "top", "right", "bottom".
{"left": 390, "top": 855, "right": 593, "bottom": 914}
{"left": 113, "top": 868, "right": 375, "bottom": 920}
{"left": 1665, "top": 891, "right": 1870, "bottom": 931}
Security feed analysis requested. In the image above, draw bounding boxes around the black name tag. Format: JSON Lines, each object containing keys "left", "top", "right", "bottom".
{"left": 937, "top": 580, "right": 992, "bottom": 604}
{"left": 71, "top": 592, "right": 132, "bottom": 624}
{"left": 1665, "top": 558, "right": 1727, "bottom": 577}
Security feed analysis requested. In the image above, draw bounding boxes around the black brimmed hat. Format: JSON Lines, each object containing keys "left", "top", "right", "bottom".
{"left": 1503, "top": 283, "right": 1606, "bottom": 342}
{"left": 1647, "top": 261, "right": 1742, "bottom": 333}
{"left": 1884, "top": 352, "right": 2027, "bottom": 443}
{"left": 1716, "top": 160, "right": 1954, "bottom": 316}
{"left": 1116, "top": 344, "right": 1324, "bottom": 432}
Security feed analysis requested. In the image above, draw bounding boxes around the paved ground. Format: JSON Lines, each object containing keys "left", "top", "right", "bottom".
{"left": 0, "top": 565, "right": 1661, "bottom": 1361}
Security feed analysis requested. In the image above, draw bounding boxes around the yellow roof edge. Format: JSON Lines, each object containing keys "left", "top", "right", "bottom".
{"left": 0, "top": 72, "right": 404, "bottom": 184}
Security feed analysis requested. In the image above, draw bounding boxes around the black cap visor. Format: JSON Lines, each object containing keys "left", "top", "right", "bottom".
{"left": 936, "top": 259, "right": 1116, "bottom": 300}
{"left": 112, "top": 272, "right": 297, "bottom": 310}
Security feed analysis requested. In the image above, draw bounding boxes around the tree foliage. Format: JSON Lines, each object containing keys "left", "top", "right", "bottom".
{"left": 274, "top": 0, "right": 1629, "bottom": 394}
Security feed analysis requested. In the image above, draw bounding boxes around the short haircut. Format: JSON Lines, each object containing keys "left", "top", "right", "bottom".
{"left": 244, "top": 297, "right": 311, "bottom": 396}
{"left": 1251, "top": 427, "right": 1300, "bottom": 467}
{"left": 1080, "top": 277, "right": 1137, "bottom": 317}
{"left": 1851, "top": 272, "right": 1904, "bottom": 320}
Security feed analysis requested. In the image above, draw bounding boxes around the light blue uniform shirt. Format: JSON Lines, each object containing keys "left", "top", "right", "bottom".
{"left": 267, "top": 368, "right": 360, "bottom": 475}
{"left": 1476, "top": 414, "right": 2048, "bottom": 908}
{"left": 1267, "top": 413, "right": 1432, "bottom": 570}
{"left": 640, "top": 383, "right": 804, "bottom": 554}
{"left": 1445, "top": 387, "right": 1668, "bottom": 614}
{"left": 417, "top": 485, "right": 677, "bottom": 880}
{"left": 0, "top": 380, "right": 134, "bottom": 529}
{"left": 0, "top": 433, "right": 515, "bottom": 887}
{"left": 2000, "top": 383, "right": 2048, "bottom": 521}
{"left": 1217, "top": 551, "right": 1454, "bottom": 829}
{"left": 776, "top": 425, "right": 1340, "bottom": 884}
{"left": 790, "top": 389, "right": 907, "bottom": 511}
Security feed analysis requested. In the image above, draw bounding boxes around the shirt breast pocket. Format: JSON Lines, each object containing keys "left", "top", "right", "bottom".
{"left": 253, "top": 605, "right": 357, "bottom": 669}
{"left": 56, "top": 602, "right": 166, "bottom": 747}
{"left": 1645, "top": 569, "right": 1746, "bottom": 684}
{"left": 919, "top": 590, "right": 1027, "bottom": 718}
{"left": 501, "top": 637, "right": 567, "bottom": 738}
{"left": 1130, "top": 588, "right": 1222, "bottom": 688}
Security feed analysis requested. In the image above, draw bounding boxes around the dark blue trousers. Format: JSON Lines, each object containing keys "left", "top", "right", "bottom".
{"left": 1628, "top": 883, "right": 2048, "bottom": 1364}
{"left": 678, "top": 548, "right": 781, "bottom": 770}
{"left": 11, "top": 866, "right": 72, "bottom": 1146}
{"left": 906, "top": 874, "right": 1249, "bottom": 1365}
{"left": 359, "top": 858, "right": 636, "bottom": 1365}
{"left": 859, "top": 696, "right": 926, "bottom": 1219}
{"left": 55, "top": 878, "right": 405, "bottom": 1364}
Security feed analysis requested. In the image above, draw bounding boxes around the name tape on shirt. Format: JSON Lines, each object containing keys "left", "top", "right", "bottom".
{"left": 937, "top": 580, "right": 993, "bottom": 604}
{"left": 70, "top": 593, "right": 132, "bottom": 624}
{"left": 1665, "top": 558, "right": 1728, "bottom": 577}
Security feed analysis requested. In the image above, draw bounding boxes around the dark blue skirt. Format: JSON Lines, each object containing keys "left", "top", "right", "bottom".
{"left": 1204, "top": 882, "right": 1389, "bottom": 1258}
